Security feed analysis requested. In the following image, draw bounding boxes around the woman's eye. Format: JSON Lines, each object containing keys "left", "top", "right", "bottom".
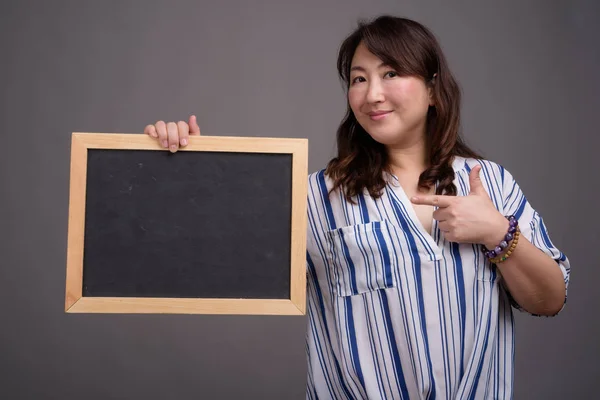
{"left": 385, "top": 71, "right": 398, "bottom": 78}
{"left": 351, "top": 76, "right": 366, "bottom": 84}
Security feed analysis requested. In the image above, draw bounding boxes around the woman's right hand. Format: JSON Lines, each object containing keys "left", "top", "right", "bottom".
{"left": 143, "top": 115, "right": 201, "bottom": 153}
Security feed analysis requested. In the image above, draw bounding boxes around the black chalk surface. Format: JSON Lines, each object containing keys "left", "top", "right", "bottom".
{"left": 81, "top": 149, "right": 292, "bottom": 299}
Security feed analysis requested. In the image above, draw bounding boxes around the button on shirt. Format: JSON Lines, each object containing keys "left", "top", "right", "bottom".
{"left": 305, "top": 157, "right": 570, "bottom": 400}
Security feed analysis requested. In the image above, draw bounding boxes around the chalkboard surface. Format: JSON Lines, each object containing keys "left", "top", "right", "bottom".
{"left": 83, "top": 149, "right": 292, "bottom": 299}
{"left": 65, "top": 133, "right": 308, "bottom": 315}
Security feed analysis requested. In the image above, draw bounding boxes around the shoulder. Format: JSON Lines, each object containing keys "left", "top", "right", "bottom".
{"left": 306, "top": 169, "right": 350, "bottom": 228}
{"left": 453, "top": 156, "right": 505, "bottom": 175}
{"left": 307, "top": 169, "right": 330, "bottom": 208}
{"left": 308, "top": 168, "right": 339, "bottom": 194}
{"left": 308, "top": 168, "right": 328, "bottom": 186}
{"left": 452, "top": 156, "right": 512, "bottom": 186}
{"left": 452, "top": 156, "right": 519, "bottom": 211}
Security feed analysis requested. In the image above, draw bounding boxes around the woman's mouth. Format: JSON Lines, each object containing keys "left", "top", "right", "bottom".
{"left": 368, "top": 111, "right": 392, "bottom": 121}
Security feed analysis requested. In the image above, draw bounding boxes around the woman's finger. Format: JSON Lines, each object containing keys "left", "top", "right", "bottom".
{"left": 166, "top": 122, "right": 179, "bottom": 152}
{"left": 155, "top": 120, "right": 168, "bottom": 148}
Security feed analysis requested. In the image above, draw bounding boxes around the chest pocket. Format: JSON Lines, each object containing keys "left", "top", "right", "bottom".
{"left": 327, "top": 220, "right": 401, "bottom": 297}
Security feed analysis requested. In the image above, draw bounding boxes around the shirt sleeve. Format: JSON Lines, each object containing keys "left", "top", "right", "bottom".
{"left": 500, "top": 167, "right": 571, "bottom": 316}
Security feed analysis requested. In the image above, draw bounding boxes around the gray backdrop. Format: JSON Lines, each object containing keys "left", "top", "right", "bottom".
{"left": 1, "top": 0, "right": 598, "bottom": 399}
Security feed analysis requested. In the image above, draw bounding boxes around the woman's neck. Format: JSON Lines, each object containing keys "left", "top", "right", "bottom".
{"left": 386, "top": 137, "right": 428, "bottom": 177}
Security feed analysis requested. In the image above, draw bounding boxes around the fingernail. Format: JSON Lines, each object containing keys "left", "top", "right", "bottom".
{"left": 170, "top": 145, "right": 177, "bottom": 152}
{"left": 411, "top": 197, "right": 418, "bottom": 202}
{"left": 181, "top": 138, "right": 188, "bottom": 146}
{"left": 162, "top": 140, "right": 168, "bottom": 148}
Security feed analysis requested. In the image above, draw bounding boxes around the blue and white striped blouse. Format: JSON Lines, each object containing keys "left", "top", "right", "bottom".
{"left": 305, "top": 156, "right": 570, "bottom": 400}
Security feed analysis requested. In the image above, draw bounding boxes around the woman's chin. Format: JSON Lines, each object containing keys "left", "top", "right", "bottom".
{"left": 366, "top": 131, "right": 408, "bottom": 147}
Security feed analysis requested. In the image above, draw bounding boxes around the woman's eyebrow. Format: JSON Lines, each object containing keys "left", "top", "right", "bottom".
{"left": 350, "top": 62, "right": 389, "bottom": 72}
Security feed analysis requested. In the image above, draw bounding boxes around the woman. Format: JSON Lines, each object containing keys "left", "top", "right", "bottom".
{"left": 144, "top": 15, "right": 569, "bottom": 400}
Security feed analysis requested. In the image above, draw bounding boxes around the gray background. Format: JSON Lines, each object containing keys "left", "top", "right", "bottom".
{"left": 1, "top": 0, "right": 598, "bottom": 399}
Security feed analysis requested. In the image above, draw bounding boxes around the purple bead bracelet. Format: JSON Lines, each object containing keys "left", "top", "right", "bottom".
{"left": 482, "top": 215, "right": 518, "bottom": 259}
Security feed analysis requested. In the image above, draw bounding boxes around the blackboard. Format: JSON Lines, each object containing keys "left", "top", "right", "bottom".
{"left": 65, "top": 133, "right": 308, "bottom": 315}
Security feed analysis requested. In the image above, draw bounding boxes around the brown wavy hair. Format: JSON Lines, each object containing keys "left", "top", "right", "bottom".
{"left": 326, "top": 15, "right": 482, "bottom": 202}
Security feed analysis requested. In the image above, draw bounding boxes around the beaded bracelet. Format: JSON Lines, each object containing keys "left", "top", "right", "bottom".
{"left": 490, "top": 228, "right": 520, "bottom": 264}
{"left": 482, "top": 215, "right": 520, "bottom": 264}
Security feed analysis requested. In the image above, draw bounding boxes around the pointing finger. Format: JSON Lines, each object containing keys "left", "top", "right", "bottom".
{"left": 411, "top": 195, "right": 453, "bottom": 208}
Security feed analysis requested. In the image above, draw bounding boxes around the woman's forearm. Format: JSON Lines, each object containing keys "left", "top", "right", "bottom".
{"left": 495, "top": 236, "right": 566, "bottom": 316}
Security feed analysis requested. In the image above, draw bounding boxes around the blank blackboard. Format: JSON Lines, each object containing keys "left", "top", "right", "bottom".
{"left": 65, "top": 133, "right": 308, "bottom": 315}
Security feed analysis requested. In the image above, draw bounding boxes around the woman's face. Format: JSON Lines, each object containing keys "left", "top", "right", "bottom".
{"left": 348, "top": 42, "right": 433, "bottom": 147}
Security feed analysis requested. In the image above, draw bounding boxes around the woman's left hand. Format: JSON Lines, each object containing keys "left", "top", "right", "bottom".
{"left": 411, "top": 165, "right": 509, "bottom": 248}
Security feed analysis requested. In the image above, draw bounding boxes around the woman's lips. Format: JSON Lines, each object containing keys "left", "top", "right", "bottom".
{"left": 368, "top": 111, "right": 392, "bottom": 121}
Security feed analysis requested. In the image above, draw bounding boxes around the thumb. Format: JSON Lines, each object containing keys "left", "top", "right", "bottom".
{"left": 189, "top": 115, "right": 201, "bottom": 135}
{"left": 469, "top": 165, "right": 486, "bottom": 195}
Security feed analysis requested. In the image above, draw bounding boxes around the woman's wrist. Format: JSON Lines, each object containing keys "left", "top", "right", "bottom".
{"left": 482, "top": 215, "right": 510, "bottom": 250}
{"left": 482, "top": 215, "right": 520, "bottom": 260}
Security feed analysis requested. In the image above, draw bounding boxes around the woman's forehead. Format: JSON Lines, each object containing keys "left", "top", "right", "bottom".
{"left": 350, "top": 43, "right": 387, "bottom": 68}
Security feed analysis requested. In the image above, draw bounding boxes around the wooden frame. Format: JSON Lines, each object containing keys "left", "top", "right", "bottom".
{"left": 65, "top": 132, "right": 308, "bottom": 315}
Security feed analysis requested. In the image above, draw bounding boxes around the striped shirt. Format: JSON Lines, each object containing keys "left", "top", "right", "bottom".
{"left": 305, "top": 156, "right": 570, "bottom": 400}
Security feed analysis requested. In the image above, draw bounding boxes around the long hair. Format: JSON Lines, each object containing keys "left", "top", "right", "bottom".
{"left": 326, "top": 15, "right": 482, "bottom": 202}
